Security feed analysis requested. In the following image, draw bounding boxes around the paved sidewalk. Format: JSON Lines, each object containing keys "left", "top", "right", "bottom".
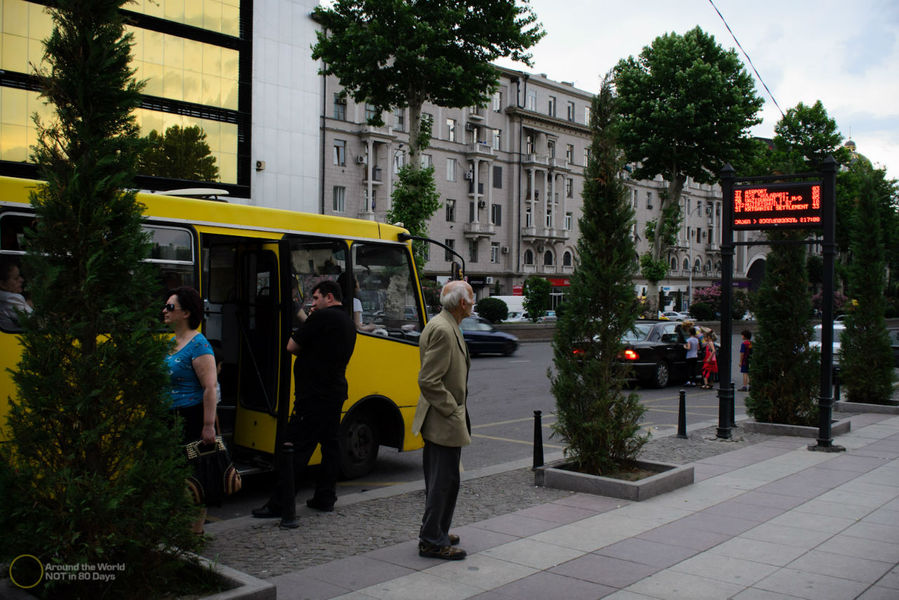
{"left": 264, "top": 413, "right": 899, "bottom": 600}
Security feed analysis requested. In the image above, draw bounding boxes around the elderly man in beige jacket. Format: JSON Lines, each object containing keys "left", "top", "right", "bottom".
{"left": 411, "top": 280, "right": 474, "bottom": 560}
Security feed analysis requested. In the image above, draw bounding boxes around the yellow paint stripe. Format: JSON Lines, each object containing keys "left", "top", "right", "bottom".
{"left": 472, "top": 415, "right": 557, "bottom": 429}
{"left": 472, "top": 433, "right": 564, "bottom": 449}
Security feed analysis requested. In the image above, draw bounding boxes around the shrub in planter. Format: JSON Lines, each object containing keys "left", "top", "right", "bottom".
{"left": 476, "top": 297, "right": 508, "bottom": 323}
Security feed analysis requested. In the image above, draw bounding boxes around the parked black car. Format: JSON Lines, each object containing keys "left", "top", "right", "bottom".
{"left": 460, "top": 316, "right": 519, "bottom": 356}
{"left": 618, "top": 320, "right": 696, "bottom": 388}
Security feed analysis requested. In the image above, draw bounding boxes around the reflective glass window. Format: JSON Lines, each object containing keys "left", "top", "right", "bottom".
{"left": 128, "top": 0, "right": 241, "bottom": 37}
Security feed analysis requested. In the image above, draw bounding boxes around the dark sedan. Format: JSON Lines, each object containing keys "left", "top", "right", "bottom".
{"left": 619, "top": 320, "right": 696, "bottom": 388}
{"left": 460, "top": 316, "right": 519, "bottom": 356}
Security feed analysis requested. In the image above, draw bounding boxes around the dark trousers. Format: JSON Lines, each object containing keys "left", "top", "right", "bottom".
{"left": 686, "top": 357, "right": 698, "bottom": 383}
{"left": 268, "top": 402, "right": 341, "bottom": 510}
{"left": 419, "top": 440, "right": 462, "bottom": 547}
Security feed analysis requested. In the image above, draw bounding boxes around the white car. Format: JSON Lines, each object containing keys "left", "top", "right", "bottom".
{"left": 661, "top": 311, "right": 687, "bottom": 321}
{"left": 811, "top": 322, "right": 845, "bottom": 363}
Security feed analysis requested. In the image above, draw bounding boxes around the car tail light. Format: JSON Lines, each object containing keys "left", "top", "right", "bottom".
{"left": 572, "top": 348, "right": 585, "bottom": 356}
{"left": 622, "top": 349, "right": 639, "bottom": 361}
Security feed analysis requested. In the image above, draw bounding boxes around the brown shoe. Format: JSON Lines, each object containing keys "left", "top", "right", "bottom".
{"left": 419, "top": 542, "right": 466, "bottom": 560}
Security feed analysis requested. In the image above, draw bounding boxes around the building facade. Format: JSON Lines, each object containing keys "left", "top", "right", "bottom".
{"left": 0, "top": 0, "right": 767, "bottom": 306}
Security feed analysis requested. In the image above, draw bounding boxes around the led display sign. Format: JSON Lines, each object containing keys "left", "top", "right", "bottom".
{"left": 732, "top": 182, "right": 822, "bottom": 230}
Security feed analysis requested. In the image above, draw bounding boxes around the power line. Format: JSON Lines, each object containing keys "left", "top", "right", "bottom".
{"left": 707, "top": 0, "right": 785, "bottom": 119}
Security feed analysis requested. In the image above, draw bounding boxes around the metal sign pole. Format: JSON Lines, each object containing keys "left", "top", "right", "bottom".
{"left": 717, "top": 164, "right": 735, "bottom": 439}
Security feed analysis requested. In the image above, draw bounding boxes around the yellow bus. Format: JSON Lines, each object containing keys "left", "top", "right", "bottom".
{"left": 0, "top": 175, "right": 429, "bottom": 478}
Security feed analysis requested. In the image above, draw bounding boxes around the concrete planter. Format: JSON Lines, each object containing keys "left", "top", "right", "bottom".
{"left": 741, "top": 417, "right": 852, "bottom": 438}
{"left": 835, "top": 401, "right": 899, "bottom": 415}
{"left": 535, "top": 459, "right": 694, "bottom": 502}
{"left": 193, "top": 555, "right": 275, "bottom": 600}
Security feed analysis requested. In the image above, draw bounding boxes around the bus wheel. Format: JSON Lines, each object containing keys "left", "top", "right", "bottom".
{"left": 339, "top": 411, "right": 379, "bottom": 479}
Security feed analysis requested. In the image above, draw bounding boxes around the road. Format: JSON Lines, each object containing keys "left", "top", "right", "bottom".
{"left": 207, "top": 335, "right": 750, "bottom": 522}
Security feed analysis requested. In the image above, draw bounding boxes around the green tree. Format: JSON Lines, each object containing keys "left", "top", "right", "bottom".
{"left": 745, "top": 230, "right": 819, "bottom": 425}
{"left": 550, "top": 77, "right": 646, "bottom": 475}
{"left": 614, "top": 27, "right": 763, "bottom": 300}
{"left": 840, "top": 165, "right": 895, "bottom": 404}
{"left": 770, "top": 101, "right": 849, "bottom": 173}
{"left": 0, "top": 1, "right": 202, "bottom": 596}
{"left": 138, "top": 124, "right": 220, "bottom": 181}
{"left": 475, "top": 297, "right": 508, "bottom": 323}
{"left": 312, "top": 0, "right": 544, "bottom": 268}
{"left": 386, "top": 162, "right": 441, "bottom": 270}
{"left": 522, "top": 276, "right": 551, "bottom": 322}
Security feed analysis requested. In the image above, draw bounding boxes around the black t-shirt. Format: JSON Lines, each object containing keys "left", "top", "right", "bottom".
{"left": 291, "top": 304, "right": 356, "bottom": 404}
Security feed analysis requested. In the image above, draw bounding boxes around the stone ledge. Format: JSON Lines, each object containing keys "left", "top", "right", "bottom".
{"left": 534, "top": 459, "right": 694, "bottom": 501}
{"left": 741, "top": 417, "right": 852, "bottom": 438}
{"left": 193, "top": 555, "right": 275, "bottom": 600}
{"left": 834, "top": 401, "right": 899, "bottom": 414}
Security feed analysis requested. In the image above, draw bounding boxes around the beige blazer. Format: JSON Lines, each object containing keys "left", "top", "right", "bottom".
{"left": 411, "top": 309, "right": 471, "bottom": 447}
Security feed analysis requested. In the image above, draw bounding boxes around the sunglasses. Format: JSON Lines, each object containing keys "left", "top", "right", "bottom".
{"left": 163, "top": 303, "right": 180, "bottom": 312}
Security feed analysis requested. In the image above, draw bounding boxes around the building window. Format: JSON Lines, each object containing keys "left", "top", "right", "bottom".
{"left": 565, "top": 178, "right": 573, "bottom": 198}
{"left": 584, "top": 106, "right": 591, "bottom": 125}
{"left": 683, "top": 258, "right": 690, "bottom": 271}
{"left": 493, "top": 90, "right": 503, "bottom": 111}
{"left": 694, "top": 258, "right": 701, "bottom": 272}
{"left": 333, "top": 94, "right": 346, "bottom": 120}
{"left": 584, "top": 148, "right": 591, "bottom": 164}
{"left": 646, "top": 191, "right": 653, "bottom": 209}
{"left": 332, "top": 186, "right": 345, "bottom": 212}
{"left": 493, "top": 165, "right": 502, "bottom": 188}
{"left": 446, "top": 158, "right": 456, "bottom": 181}
{"left": 469, "top": 201, "right": 476, "bottom": 222}
{"left": 362, "top": 189, "right": 376, "bottom": 211}
{"left": 491, "top": 204, "right": 502, "bottom": 226}
{"left": 446, "top": 118, "right": 457, "bottom": 142}
{"left": 394, "top": 150, "right": 405, "bottom": 171}
{"left": 524, "top": 249, "right": 534, "bottom": 265}
{"left": 548, "top": 141, "right": 555, "bottom": 158}
{"left": 633, "top": 189, "right": 639, "bottom": 208}
{"left": 365, "top": 103, "right": 379, "bottom": 122}
{"left": 333, "top": 139, "right": 346, "bottom": 166}
{"left": 543, "top": 250, "right": 554, "bottom": 266}
{"left": 525, "top": 134, "right": 534, "bottom": 155}
{"left": 546, "top": 212, "right": 552, "bottom": 227}
{"left": 469, "top": 239, "right": 478, "bottom": 263}
{"left": 492, "top": 129, "right": 502, "bottom": 150}
{"left": 421, "top": 154, "right": 433, "bottom": 168}
{"left": 565, "top": 212, "right": 572, "bottom": 230}
{"left": 670, "top": 256, "right": 678, "bottom": 271}
{"left": 547, "top": 96, "right": 556, "bottom": 117}
{"left": 567, "top": 101, "right": 575, "bottom": 121}
{"left": 527, "top": 90, "right": 536, "bottom": 110}
{"left": 446, "top": 199, "right": 456, "bottom": 222}
{"left": 490, "top": 242, "right": 500, "bottom": 264}
{"left": 563, "top": 251, "right": 572, "bottom": 267}
{"left": 394, "top": 108, "right": 405, "bottom": 131}
{"left": 444, "top": 239, "right": 455, "bottom": 262}
{"left": 566, "top": 144, "right": 574, "bottom": 163}
{"left": 525, "top": 207, "right": 533, "bottom": 228}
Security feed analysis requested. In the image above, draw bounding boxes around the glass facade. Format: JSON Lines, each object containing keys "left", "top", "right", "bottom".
{"left": 0, "top": 0, "right": 246, "bottom": 188}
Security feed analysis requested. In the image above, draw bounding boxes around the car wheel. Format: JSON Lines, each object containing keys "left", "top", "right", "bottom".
{"left": 652, "top": 361, "right": 670, "bottom": 388}
{"left": 338, "top": 410, "right": 379, "bottom": 479}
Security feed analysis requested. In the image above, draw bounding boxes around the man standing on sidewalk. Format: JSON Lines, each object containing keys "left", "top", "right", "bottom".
{"left": 252, "top": 279, "right": 356, "bottom": 528}
{"left": 412, "top": 280, "right": 474, "bottom": 560}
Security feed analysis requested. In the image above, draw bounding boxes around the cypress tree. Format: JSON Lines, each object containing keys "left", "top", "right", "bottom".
{"left": 549, "top": 76, "right": 646, "bottom": 476}
{"left": 745, "top": 230, "right": 819, "bottom": 425}
{"left": 0, "top": 1, "right": 202, "bottom": 596}
{"left": 840, "top": 170, "right": 895, "bottom": 404}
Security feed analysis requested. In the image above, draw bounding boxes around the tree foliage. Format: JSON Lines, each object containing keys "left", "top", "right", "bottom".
{"left": 771, "top": 101, "right": 849, "bottom": 173}
{"left": 475, "top": 297, "right": 508, "bottom": 323}
{"left": 840, "top": 164, "right": 895, "bottom": 404}
{"left": 386, "top": 163, "right": 441, "bottom": 270}
{"left": 745, "top": 230, "right": 819, "bottom": 425}
{"left": 0, "top": 1, "right": 202, "bottom": 596}
{"left": 138, "top": 124, "right": 219, "bottom": 181}
{"left": 614, "top": 27, "right": 762, "bottom": 299}
{"left": 522, "top": 276, "right": 551, "bottom": 322}
{"left": 549, "top": 77, "right": 646, "bottom": 476}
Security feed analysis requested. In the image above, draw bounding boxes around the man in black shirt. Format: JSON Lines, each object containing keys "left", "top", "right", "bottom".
{"left": 252, "top": 279, "right": 356, "bottom": 528}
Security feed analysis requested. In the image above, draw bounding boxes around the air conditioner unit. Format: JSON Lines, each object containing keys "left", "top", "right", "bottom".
{"left": 463, "top": 171, "right": 473, "bottom": 181}
{"left": 478, "top": 200, "right": 486, "bottom": 208}
{"left": 355, "top": 156, "right": 366, "bottom": 165}
{"left": 501, "top": 246, "right": 509, "bottom": 254}
{"left": 465, "top": 122, "right": 477, "bottom": 131}
{"left": 485, "top": 276, "right": 494, "bottom": 284}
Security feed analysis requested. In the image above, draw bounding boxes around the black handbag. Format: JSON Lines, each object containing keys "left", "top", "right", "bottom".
{"left": 184, "top": 436, "right": 242, "bottom": 506}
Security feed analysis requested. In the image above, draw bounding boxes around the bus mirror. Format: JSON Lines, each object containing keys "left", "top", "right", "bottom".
{"left": 451, "top": 262, "right": 464, "bottom": 281}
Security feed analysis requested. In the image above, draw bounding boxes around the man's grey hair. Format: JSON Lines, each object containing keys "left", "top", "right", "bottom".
{"left": 440, "top": 280, "right": 470, "bottom": 310}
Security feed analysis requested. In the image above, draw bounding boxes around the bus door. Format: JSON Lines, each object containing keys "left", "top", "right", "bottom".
{"left": 201, "top": 234, "right": 288, "bottom": 459}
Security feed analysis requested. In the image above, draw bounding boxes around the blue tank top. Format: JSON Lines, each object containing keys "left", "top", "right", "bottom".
{"left": 165, "top": 333, "right": 213, "bottom": 409}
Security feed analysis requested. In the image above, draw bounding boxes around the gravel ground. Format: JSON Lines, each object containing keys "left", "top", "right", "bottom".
{"left": 200, "top": 421, "right": 784, "bottom": 579}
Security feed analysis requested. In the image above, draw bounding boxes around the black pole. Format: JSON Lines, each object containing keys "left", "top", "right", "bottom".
{"left": 533, "top": 410, "right": 544, "bottom": 469}
{"left": 279, "top": 446, "right": 299, "bottom": 529}
{"left": 810, "top": 156, "right": 845, "bottom": 453}
{"left": 717, "top": 164, "right": 735, "bottom": 439}
{"left": 677, "top": 390, "right": 688, "bottom": 439}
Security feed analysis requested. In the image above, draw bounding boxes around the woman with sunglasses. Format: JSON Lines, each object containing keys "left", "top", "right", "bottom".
{"left": 163, "top": 286, "right": 217, "bottom": 533}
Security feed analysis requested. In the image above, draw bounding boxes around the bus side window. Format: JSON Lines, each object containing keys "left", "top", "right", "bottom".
{"left": 287, "top": 238, "right": 348, "bottom": 328}
{"left": 352, "top": 242, "right": 421, "bottom": 343}
{"left": 143, "top": 224, "right": 196, "bottom": 298}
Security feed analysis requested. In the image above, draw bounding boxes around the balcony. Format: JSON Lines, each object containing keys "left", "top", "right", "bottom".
{"left": 467, "top": 182, "right": 485, "bottom": 197}
{"left": 549, "top": 157, "right": 570, "bottom": 172}
{"left": 463, "top": 222, "right": 496, "bottom": 238}
{"left": 465, "top": 142, "right": 494, "bottom": 159}
{"left": 363, "top": 167, "right": 383, "bottom": 183}
{"left": 522, "top": 153, "right": 548, "bottom": 167}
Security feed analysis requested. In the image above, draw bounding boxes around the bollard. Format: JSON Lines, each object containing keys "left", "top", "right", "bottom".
{"left": 533, "top": 410, "right": 544, "bottom": 469}
{"left": 676, "top": 390, "right": 688, "bottom": 439}
{"left": 279, "top": 445, "right": 299, "bottom": 529}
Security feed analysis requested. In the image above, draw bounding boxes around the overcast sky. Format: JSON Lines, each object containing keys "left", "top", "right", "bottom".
{"left": 494, "top": 0, "right": 899, "bottom": 182}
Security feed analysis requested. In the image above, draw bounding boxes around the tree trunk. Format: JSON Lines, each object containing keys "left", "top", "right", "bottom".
{"left": 406, "top": 91, "right": 424, "bottom": 171}
{"left": 646, "top": 172, "right": 685, "bottom": 306}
